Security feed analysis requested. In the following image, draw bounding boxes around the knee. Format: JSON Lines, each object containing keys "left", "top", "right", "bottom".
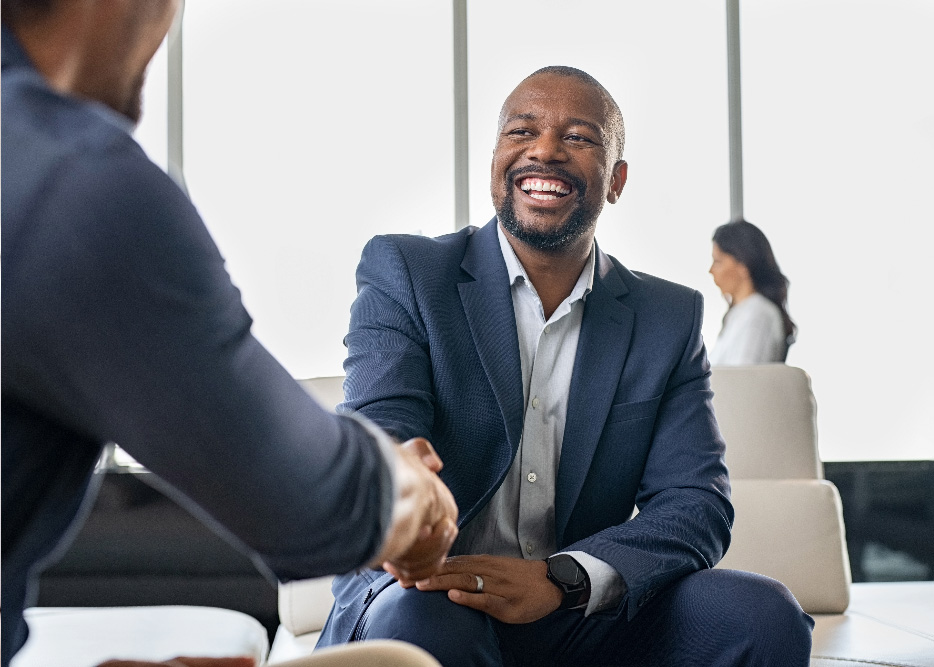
{"left": 681, "top": 569, "right": 814, "bottom": 664}
{"left": 358, "top": 584, "right": 500, "bottom": 666}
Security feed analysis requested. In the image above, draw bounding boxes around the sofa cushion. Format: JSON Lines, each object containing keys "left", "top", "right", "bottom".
{"left": 11, "top": 606, "right": 268, "bottom": 667}
{"left": 811, "top": 581, "right": 934, "bottom": 667}
{"left": 715, "top": 479, "right": 851, "bottom": 613}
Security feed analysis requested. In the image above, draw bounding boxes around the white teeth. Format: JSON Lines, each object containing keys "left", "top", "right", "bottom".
{"left": 520, "top": 178, "right": 571, "bottom": 195}
{"left": 529, "top": 193, "right": 558, "bottom": 201}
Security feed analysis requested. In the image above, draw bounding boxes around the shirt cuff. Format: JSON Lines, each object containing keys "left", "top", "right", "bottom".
{"left": 563, "top": 550, "right": 628, "bottom": 616}
{"left": 344, "top": 412, "right": 399, "bottom": 560}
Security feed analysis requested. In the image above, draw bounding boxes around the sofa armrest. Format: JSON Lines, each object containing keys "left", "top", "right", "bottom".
{"left": 278, "top": 576, "right": 335, "bottom": 637}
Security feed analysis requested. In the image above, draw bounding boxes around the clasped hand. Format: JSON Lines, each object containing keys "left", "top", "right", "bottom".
{"left": 412, "top": 555, "right": 564, "bottom": 624}
{"left": 371, "top": 438, "right": 459, "bottom": 583}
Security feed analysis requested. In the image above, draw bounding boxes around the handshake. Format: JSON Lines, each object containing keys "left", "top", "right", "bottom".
{"left": 372, "top": 438, "right": 459, "bottom": 585}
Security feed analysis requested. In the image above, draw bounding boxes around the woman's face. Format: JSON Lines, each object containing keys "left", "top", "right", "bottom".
{"left": 709, "top": 243, "right": 748, "bottom": 298}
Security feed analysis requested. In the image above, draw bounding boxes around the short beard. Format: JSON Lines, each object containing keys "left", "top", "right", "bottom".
{"left": 496, "top": 167, "right": 600, "bottom": 252}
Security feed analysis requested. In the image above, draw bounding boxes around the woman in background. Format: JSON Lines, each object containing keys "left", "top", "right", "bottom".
{"left": 708, "top": 220, "right": 796, "bottom": 365}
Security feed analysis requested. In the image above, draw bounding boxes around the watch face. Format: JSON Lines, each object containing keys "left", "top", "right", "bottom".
{"left": 550, "top": 554, "right": 585, "bottom": 585}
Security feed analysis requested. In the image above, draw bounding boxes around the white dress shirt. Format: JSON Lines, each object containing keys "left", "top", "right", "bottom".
{"left": 451, "top": 225, "right": 626, "bottom": 614}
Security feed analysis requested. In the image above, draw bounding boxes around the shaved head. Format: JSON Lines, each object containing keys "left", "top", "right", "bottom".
{"left": 499, "top": 66, "right": 626, "bottom": 162}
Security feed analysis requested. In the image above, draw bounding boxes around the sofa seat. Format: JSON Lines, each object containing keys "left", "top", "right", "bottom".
{"left": 11, "top": 606, "right": 269, "bottom": 667}
{"left": 812, "top": 581, "right": 934, "bottom": 667}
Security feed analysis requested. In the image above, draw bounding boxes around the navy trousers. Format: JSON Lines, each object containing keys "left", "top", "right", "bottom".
{"left": 352, "top": 569, "right": 814, "bottom": 666}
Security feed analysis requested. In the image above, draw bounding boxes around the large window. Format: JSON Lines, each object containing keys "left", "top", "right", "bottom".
{"left": 180, "top": 0, "right": 454, "bottom": 379}
{"left": 740, "top": 0, "right": 934, "bottom": 461}
{"left": 135, "top": 0, "right": 931, "bottom": 463}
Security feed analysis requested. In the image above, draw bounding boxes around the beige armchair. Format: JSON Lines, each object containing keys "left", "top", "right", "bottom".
{"left": 710, "top": 364, "right": 934, "bottom": 666}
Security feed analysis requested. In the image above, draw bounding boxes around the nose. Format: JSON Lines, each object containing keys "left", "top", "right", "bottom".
{"left": 526, "top": 130, "right": 567, "bottom": 163}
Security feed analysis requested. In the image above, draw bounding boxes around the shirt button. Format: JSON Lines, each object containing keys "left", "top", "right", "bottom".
{"left": 527, "top": 472, "right": 537, "bottom": 483}
{"left": 526, "top": 543, "right": 534, "bottom": 554}
{"left": 531, "top": 397, "right": 540, "bottom": 409}
{"left": 544, "top": 325, "right": 551, "bottom": 334}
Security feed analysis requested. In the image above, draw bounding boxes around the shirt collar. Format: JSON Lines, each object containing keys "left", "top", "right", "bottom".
{"left": 496, "top": 221, "right": 595, "bottom": 304}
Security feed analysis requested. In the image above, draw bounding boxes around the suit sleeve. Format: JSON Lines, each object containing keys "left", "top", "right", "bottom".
{"left": 340, "top": 235, "right": 437, "bottom": 441}
{"left": 3, "top": 146, "right": 395, "bottom": 580}
{"left": 565, "top": 290, "right": 733, "bottom": 620}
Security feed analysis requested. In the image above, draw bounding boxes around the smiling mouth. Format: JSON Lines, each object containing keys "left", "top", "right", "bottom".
{"left": 518, "top": 177, "right": 572, "bottom": 201}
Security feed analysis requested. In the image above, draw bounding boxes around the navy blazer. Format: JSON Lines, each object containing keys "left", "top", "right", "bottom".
{"left": 318, "top": 219, "right": 733, "bottom": 644}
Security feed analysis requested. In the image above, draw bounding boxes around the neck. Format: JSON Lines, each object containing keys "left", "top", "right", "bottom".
{"left": 730, "top": 281, "right": 756, "bottom": 305}
{"left": 504, "top": 228, "right": 592, "bottom": 320}
{"left": 9, "top": 6, "right": 91, "bottom": 96}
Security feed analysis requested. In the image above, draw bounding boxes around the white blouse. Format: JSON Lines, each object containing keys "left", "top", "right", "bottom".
{"left": 709, "top": 292, "right": 788, "bottom": 365}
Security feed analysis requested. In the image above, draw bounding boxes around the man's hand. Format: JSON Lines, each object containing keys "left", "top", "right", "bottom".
{"left": 98, "top": 658, "right": 254, "bottom": 667}
{"left": 370, "top": 438, "right": 458, "bottom": 583}
{"left": 414, "top": 555, "right": 563, "bottom": 624}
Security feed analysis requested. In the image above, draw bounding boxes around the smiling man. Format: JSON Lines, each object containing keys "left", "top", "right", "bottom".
{"left": 317, "top": 67, "right": 814, "bottom": 666}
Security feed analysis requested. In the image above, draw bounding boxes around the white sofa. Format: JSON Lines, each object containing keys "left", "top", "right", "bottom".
{"left": 273, "top": 369, "right": 934, "bottom": 666}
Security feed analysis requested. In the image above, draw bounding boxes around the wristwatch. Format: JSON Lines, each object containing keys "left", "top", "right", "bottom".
{"left": 544, "top": 554, "right": 591, "bottom": 610}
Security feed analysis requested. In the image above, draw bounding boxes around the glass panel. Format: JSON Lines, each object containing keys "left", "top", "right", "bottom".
{"left": 182, "top": 0, "right": 454, "bottom": 378}
{"left": 742, "top": 0, "right": 934, "bottom": 461}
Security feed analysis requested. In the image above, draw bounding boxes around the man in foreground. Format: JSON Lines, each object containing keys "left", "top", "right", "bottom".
{"left": 0, "top": 2, "right": 457, "bottom": 666}
{"left": 317, "top": 66, "right": 814, "bottom": 665}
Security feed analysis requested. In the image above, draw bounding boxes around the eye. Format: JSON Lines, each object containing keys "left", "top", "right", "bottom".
{"left": 506, "top": 128, "right": 533, "bottom": 137}
{"left": 566, "top": 133, "right": 597, "bottom": 144}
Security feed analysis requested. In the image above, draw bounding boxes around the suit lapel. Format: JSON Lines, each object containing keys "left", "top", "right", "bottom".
{"left": 555, "top": 247, "right": 634, "bottom": 545}
{"left": 457, "top": 219, "right": 525, "bottom": 463}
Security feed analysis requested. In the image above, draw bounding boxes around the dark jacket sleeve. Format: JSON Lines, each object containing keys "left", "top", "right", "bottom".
{"left": 341, "top": 235, "right": 437, "bottom": 441}
{"left": 2, "top": 141, "right": 392, "bottom": 580}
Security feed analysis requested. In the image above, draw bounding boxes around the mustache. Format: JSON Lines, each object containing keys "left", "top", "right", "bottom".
{"left": 506, "top": 165, "right": 586, "bottom": 195}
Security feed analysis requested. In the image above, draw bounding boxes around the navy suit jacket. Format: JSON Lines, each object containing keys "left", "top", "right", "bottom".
{"left": 319, "top": 219, "right": 733, "bottom": 644}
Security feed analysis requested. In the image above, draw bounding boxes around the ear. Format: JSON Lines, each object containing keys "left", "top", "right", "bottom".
{"left": 606, "top": 160, "right": 628, "bottom": 204}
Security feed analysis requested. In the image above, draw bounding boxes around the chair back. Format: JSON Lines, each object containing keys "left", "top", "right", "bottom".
{"left": 297, "top": 376, "right": 345, "bottom": 411}
{"left": 710, "top": 364, "right": 822, "bottom": 479}
{"left": 710, "top": 365, "right": 851, "bottom": 613}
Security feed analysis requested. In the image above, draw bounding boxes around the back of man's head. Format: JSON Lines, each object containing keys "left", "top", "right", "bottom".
{"left": 1, "top": 0, "right": 57, "bottom": 25}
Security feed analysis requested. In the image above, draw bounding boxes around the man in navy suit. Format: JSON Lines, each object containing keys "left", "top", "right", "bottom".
{"left": 0, "top": 2, "right": 457, "bottom": 665}
{"left": 317, "top": 67, "right": 814, "bottom": 665}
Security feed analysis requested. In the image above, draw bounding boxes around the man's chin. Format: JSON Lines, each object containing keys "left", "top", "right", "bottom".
{"left": 499, "top": 216, "right": 587, "bottom": 252}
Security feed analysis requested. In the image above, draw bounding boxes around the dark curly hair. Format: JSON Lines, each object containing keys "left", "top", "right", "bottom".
{"left": 712, "top": 220, "right": 797, "bottom": 345}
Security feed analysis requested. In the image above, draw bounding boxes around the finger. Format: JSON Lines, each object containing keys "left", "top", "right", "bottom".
{"left": 382, "top": 561, "right": 423, "bottom": 589}
{"left": 391, "top": 518, "right": 457, "bottom": 573}
{"left": 415, "top": 572, "right": 482, "bottom": 593}
{"left": 447, "top": 589, "right": 503, "bottom": 616}
{"left": 399, "top": 437, "right": 444, "bottom": 473}
{"left": 172, "top": 660, "right": 256, "bottom": 667}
